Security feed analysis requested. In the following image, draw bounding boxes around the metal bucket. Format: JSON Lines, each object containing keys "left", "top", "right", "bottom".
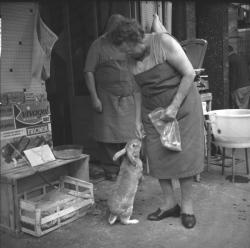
{"left": 207, "top": 109, "right": 250, "bottom": 148}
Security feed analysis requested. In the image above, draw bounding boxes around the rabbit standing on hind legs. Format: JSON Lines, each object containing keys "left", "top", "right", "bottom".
{"left": 107, "top": 138, "right": 143, "bottom": 225}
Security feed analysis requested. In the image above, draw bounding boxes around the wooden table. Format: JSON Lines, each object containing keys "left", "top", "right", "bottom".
{"left": 0, "top": 154, "right": 89, "bottom": 234}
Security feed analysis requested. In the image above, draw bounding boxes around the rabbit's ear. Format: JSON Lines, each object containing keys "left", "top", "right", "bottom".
{"left": 113, "top": 148, "right": 126, "bottom": 161}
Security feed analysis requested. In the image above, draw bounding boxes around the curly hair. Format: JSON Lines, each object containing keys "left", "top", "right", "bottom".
{"left": 105, "top": 14, "right": 126, "bottom": 33}
{"left": 107, "top": 18, "right": 144, "bottom": 46}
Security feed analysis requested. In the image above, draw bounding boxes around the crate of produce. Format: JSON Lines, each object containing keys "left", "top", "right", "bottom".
{"left": 19, "top": 176, "right": 94, "bottom": 237}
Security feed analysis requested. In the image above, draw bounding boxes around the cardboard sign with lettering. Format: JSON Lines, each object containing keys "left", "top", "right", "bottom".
{"left": 0, "top": 101, "right": 53, "bottom": 173}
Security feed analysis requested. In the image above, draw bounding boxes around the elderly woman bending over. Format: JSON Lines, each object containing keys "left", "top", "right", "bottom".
{"left": 106, "top": 18, "right": 204, "bottom": 229}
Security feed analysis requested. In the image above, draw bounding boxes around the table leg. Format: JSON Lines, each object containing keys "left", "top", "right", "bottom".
{"left": 245, "top": 148, "right": 249, "bottom": 175}
{"left": 222, "top": 147, "right": 226, "bottom": 175}
{"left": 232, "top": 148, "right": 236, "bottom": 183}
{"left": 206, "top": 122, "right": 211, "bottom": 172}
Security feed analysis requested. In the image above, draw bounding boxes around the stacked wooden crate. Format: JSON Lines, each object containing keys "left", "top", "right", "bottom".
{"left": 0, "top": 155, "right": 93, "bottom": 236}
{"left": 19, "top": 176, "right": 94, "bottom": 236}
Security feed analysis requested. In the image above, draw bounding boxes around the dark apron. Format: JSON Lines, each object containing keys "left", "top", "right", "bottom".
{"left": 93, "top": 59, "right": 137, "bottom": 143}
{"left": 135, "top": 62, "right": 205, "bottom": 179}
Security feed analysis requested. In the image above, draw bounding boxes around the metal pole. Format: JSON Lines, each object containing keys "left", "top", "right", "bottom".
{"left": 164, "top": 1, "right": 172, "bottom": 34}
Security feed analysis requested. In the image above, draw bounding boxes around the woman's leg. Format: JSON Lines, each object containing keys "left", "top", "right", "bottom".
{"left": 158, "top": 179, "right": 176, "bottom": 210}
{"left": 179, "top": 176, "right": 194, "bottom": 214}
{"left": 147, "top": 178, "right": 180, "bottom": 220}
{"left": 179, "top": 176, "right": 196, "bottom": 228}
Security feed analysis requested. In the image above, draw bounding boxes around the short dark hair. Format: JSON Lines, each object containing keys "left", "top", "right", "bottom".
{"left": 107, "top": 18, "right": 144, "bottom": 46}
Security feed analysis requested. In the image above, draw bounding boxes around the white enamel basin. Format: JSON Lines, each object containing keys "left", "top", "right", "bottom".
{"left": 207, "top": 109, "right": 250, "bottom": 148}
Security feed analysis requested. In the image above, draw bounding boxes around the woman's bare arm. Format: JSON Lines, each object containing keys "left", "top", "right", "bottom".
{"left": 160, "top": 33, "right": 196, "bottom": 119}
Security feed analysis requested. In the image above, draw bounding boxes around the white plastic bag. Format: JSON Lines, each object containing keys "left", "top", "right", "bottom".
{"left": 148, "top": 107, "right": 182, "bottom": 151}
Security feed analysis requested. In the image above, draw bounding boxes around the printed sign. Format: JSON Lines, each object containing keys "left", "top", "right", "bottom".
{"left": 0, "top": 101, "right": 53, "bottom": 173}
{"left": 13, "top": 101, "right": 50, "bottom": 128}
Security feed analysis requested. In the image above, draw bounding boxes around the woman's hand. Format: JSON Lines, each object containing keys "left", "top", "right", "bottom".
{"left": 135, "top": 121, "right": 145, "bottom": 139}
{"left": 160, "top": 104, "right": 179, "bottom": 122}
{"left": 160, "top": 92, "right": 184, "bottom": 122}
{"left": 92, "top": 97, "right": 102, "bottom": 113}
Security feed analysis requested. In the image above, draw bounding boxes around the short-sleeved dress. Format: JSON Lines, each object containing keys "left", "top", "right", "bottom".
{"left": 134, "top": 33, "right": 204, "bottom": 179}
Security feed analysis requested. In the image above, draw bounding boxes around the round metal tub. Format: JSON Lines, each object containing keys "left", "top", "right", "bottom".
{"left": 52, "top": 145, "right": 83, "bottom": 160}
{"left": 207, "top": 109, "right": 250, "bottom": 148}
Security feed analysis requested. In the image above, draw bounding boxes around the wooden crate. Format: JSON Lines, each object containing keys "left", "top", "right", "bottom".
{"left": 19, "top": 176, "right": 94, "bottom": 237}
{"left": 0, "top": 154, "right": 90, "bottom": 234}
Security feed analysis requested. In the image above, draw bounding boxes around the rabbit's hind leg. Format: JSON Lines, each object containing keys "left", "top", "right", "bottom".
{"left": 120, "top": 206, "right": 138, "bottom": 224}
{"left": 120, "top": 216, "right": 139, "bottom": 225}
{"left": 108, "top": 213, "right": 118, "bottom": 225}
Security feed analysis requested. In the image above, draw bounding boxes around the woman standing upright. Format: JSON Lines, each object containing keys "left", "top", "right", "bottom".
{"left": 84, "top": 15, "right": 140, "bottom": 180}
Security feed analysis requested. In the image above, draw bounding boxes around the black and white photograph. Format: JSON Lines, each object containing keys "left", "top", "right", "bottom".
{"left": 0, "top": 0, "right": 250, "bottom": 247}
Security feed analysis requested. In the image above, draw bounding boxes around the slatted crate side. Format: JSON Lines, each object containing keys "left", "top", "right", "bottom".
{"left": 21, "top": 201, "right": 93, "bottom": 237}
{"left": 20, "top": 196, "right": 94, "bottom": 237}
{"left": 19, "top": 180, "right": 60, "bottom": 200}
{"left": 19, "top": 176, "right": 94, "bottom": 237}
{"left": 61, "top": 175, "right": 94, "bottom": 200}
{"left": 40, "top": 198, "right": 93, "bottom": 225}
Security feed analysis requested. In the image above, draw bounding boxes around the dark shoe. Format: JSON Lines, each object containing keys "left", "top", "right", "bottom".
{"left": 147, "top": 205, "right": 181, "bottom": 221}
{"left": 181, "top": 213, "right": 196, "bottom": 229}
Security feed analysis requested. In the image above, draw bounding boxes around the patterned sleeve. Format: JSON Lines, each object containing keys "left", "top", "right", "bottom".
{"left": 84, "top": 39, "right": 100, "bottom": 73}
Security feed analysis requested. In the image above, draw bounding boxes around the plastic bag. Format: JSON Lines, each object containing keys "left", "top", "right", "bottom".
{"left": 148, "top": 107, "right": 182, "bottom": 151}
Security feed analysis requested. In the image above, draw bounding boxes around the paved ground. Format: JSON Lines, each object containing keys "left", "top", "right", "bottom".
{"left": 1, "top": 149, "right": 250, "bottom": 248}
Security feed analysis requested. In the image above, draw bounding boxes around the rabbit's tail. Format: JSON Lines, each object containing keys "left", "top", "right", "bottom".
{"left": 108, "top": 213, "right": 118, "bottom": 225}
